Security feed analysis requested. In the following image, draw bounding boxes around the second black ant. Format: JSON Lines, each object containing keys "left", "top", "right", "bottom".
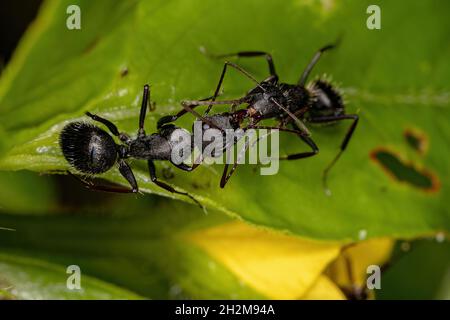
{"left": 158, "top": 43, "right": 359, "bottom": 192}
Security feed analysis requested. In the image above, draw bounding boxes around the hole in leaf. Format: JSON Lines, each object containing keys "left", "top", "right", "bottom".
{"left": 370, "top": 148, "right": 440, "bottom": 193}
{"left": 404, "top": 128, "right": 428, "bottom": 155}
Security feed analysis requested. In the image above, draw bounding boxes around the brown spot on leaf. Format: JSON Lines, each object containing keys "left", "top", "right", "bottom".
{"left": 370, "top": 147, "right": 440, "bottom": 193}
{"left": 404, "top": 128, "right": 428, "bottom": 155}
{"left": 120, "top": 68, "right": 129, "bottom": 77}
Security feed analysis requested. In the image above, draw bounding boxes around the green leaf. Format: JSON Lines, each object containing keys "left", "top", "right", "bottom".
{"left": 378, "top": 239, "right": 450, "bottom": 300}
{"left": 0, "top": 253, "right": 142, "bottom": 299}
{"left": 0, "top": 171, "right": 56, "bottom": 215}
{"left": 0, "top": 196, "right": 299, "bottom": 299}
{"left": 0, "top": 0, "right": 448, "bottom": 240}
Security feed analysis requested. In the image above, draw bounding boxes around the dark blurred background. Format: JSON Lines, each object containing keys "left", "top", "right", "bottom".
{"left": 0, "top": 1, "right": 42, "bottom": 69}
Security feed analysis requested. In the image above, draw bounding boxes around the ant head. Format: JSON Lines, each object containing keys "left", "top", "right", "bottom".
{"left": 310, "top": 79, "right": 344, "bottom": 111}
{"left": 59, "top": 122, "right": 118, "bottom": 174}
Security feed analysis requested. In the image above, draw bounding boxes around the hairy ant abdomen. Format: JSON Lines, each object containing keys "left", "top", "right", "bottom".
{"left": 309, "top": 79, "right": 345, "bottom": 118}
{"left": 60, "top": 122, "right": 117, "bottom": 174}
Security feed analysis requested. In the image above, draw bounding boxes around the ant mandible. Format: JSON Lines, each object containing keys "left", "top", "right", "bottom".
{"left": 157, "top": 43, "right": 359, "bottom": 193}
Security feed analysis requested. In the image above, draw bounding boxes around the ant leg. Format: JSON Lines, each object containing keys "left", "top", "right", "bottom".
{"left": 220, "top": 164, "right": 234, "bottom": 188}
{"left": 298, "top": 43, "right": 337, "bottom": 86}
{"left": 85, "top": 112, "right": 130, "bottom": 143}
{"left": 67, "top": 162, "right": 138, "bottom": 193}
{"left": 138, "top": 84, "right": 150, "bottom": 137}
{"left": 219, "top": 126, "right": 263, "bottom": 188}
{"left": 248, "top": 124, "right": 318, "bottom": 159}
{"left": 172, "top": 162, "right": 201, "bottom": 172}
{"left": 181, "top": 98, "right": 245, "bottom": 132}
{"left": 204, "top": 61, "right": 262, "bottom": 115}
{"left": 309, "top": 114, "right": 359, "bottom": 194}
{"left": 213, "top": 51, "right": 278, "bottom": 81}
{"left": 269, "top": 98, "right": 311, "bottom": 136}
{"left": 158, "top": 61, "right": 258, "bottom": 128}
{"left": 86, "top": 112, "right": 119, "bottom": 135}
{"left": 118, "top": 160, "right": 139, "bottom": 192}
{"left": 268, "top": 122, "right": 319, "bottom": 160}
{"left": 157, "top": 95, "right": 218, "bottom": 129}
{"left": 147, "top": 160, "right": 203, "bottom": 209}
{"left": 279, "top": 135, "right": 319, "bottom": 160}
{"left": 249, "top": 125, "right": 309, "bottom": 136}
{"left": 219, "top": 123, "right": 314, "bottom": 188}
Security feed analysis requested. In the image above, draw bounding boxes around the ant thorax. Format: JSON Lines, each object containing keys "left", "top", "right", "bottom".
{"left": 128, "top": 134, "right": 172, "bottom": 160}
{"left": 245, "top": 82, "right": 288, "bottom": 120}
{"left": 128, "top": 125, "right": 191, "bottom": 162}
{"left": 279, "top": 83, "right": 312, "bottom": 116}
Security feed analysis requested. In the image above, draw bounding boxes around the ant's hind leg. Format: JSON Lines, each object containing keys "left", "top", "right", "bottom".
{"left": 212, "top": 51, "right": 278, "bottom": 81}
{"left": 118, "top": 160, "right": 138, "bottom": 192}
{"left": 85, "top": 112, "right": 130, "bottom": 143}
{"left": 278, "top": 135, "right": 319, "bottom": 160}
{"left": 308, "top": 114, "right": 359, "bottom": 194}
{"left": 86, "top": 112, "right": 119, "bottom": 135}
{"left": 148, "top": 160, "right": 204, "bottom": 209}
{"left": 298, "top": 43, "right": 337, "bottom": 86}
{"left": 67, "top": 162, "right": 138, "bottom": 193}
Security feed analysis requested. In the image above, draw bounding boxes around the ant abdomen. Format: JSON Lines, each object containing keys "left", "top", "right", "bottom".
{"left": 309, "top": 79, "right": 345, "bottom": 118}
{"left": 59, "top": 122, "right": 117, "bottom": 174}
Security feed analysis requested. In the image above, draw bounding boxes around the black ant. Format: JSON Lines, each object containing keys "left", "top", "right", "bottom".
{"left": 59, "top": 85, "right": 203, "bottom": 208}
{"left": 157, "top": 43, "right": 359, "bottom": 192}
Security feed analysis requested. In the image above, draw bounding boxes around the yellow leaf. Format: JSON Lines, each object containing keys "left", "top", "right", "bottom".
{"left": 326, "top": 237, "right": 395, "bottom": 299}
{"left": 187, "top": 221, "right": 341, "bottom": 299}
{"left": 302, "top": 275, "right": 346, "bottom": 300}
